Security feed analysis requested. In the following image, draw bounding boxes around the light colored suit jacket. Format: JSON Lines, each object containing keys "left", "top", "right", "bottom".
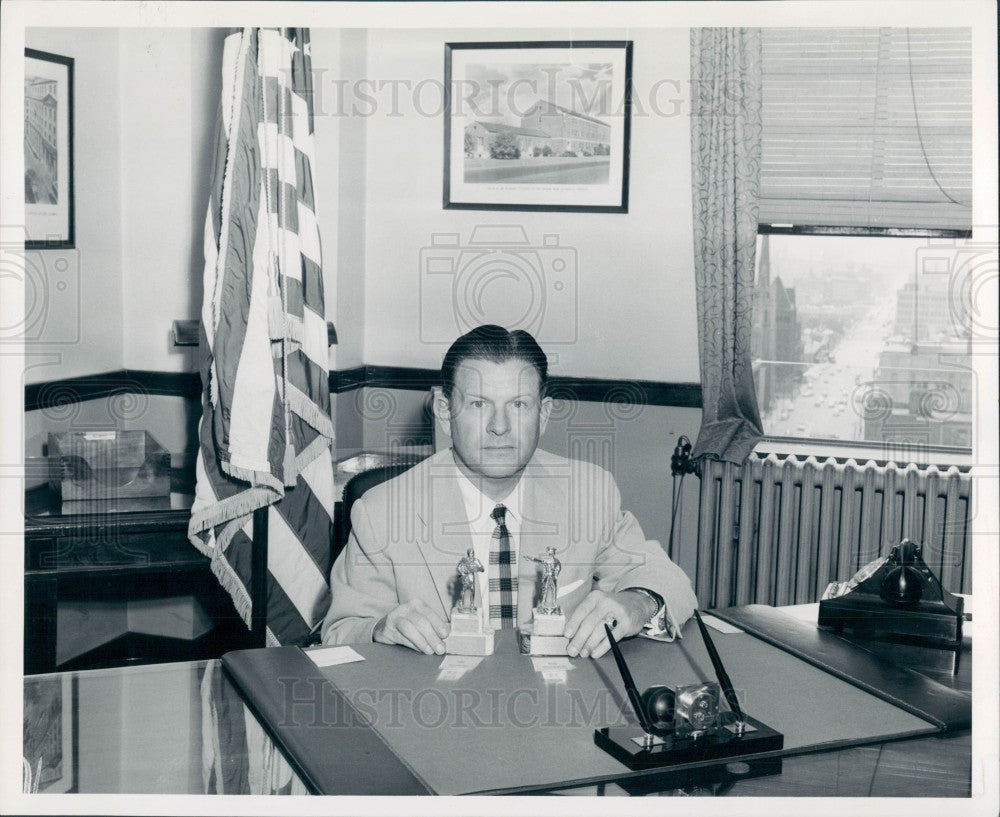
{"left": 321, "top": 447, "right": 697, "bottom": 645}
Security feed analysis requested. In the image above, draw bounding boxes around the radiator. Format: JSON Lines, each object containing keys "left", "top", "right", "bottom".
{"left": 694, "top": 454, "right": 972, "bottom": 609}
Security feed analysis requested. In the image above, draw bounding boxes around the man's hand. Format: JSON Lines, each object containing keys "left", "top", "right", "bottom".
{"left": 563, "top": 589, "right": 655, "bottom": 659}
{"left": 373, "top": 599, "right": 450, "bottom": 655}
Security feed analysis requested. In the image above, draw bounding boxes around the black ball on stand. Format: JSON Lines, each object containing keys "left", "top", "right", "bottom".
{"left": 640, "top": 685, "right": 676, "bottom": 734}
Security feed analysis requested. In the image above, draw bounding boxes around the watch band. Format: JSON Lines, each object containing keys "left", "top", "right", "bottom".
{"left": 624, "top": 586, "right": 664, "bottom": 625}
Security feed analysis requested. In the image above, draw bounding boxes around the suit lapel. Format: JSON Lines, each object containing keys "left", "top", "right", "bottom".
{"left": 414, "top": 451, "right": 475, "bottom": 617}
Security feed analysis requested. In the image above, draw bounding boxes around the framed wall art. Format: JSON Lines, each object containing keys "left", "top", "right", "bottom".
{"left": 444, "top": 41, "right": 632, "bottom": 213}
{"left": 24, "top": 48, "right": 74, "bottom": 248}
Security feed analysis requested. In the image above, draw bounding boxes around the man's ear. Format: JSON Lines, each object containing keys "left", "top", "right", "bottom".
{"left": 539, "top": 394, "right": 553, "bottom": 434}
{"left": 432, "top": 386, "right": 453, "bottom": 424}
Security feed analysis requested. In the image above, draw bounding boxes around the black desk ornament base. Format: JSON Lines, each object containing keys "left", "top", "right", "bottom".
{"left": 595, "top": 613, "right": 784, "bottom": 771}
{"left": 595, "top": 712, "right": 784, "bottom": 770}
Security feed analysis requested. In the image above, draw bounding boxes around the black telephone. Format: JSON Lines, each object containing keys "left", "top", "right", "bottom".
{"left": 818, "top": 539, "right": 964, "bottom": 670}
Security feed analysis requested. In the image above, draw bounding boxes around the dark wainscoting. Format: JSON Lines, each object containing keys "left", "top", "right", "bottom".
{"left": 332, "top": 365, "right": 702, "bottom": 408}
{"left": 26, "top": 367, "right": 703, "bottom": 409}
{"left": 25, "top": 370, "right": 202, "bottom": 412}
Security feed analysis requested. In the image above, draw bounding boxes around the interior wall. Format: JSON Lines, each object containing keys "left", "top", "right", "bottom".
{"left": 24, "top": 29, "right": 223, "bottom": 457}
{"left": 358, "top": 28, "right": 700, "bottom": 382}
{"left": 324, "top": 27, "right": 704, "bottom": 544}
{"left": 24, "top": 28, "right": 124, "bottom": 384}
{"left": 311, "top": 28, "right": 368, "bottom": 373}
{"left": 119, "top": 28, "right": 224, "bottom": 375}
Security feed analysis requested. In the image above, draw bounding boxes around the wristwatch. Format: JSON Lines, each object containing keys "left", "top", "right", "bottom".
{"left": 624, "top": 586, "right": 664, "bottom": 625}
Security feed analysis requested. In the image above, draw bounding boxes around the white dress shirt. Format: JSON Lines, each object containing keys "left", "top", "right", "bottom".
{"left": 454, "top": 469, "right": 524, "bottom": 628}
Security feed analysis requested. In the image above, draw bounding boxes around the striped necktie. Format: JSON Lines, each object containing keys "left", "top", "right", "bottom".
{"left": 489, "top": 504, "right": 517, "bottom": 629}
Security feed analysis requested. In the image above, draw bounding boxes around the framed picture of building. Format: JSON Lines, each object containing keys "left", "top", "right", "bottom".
{"left": 24, "top": 48, "right": 74, "bottom": 248}
{"left": 444, "top": 41, "right": 632, "bottom": 213}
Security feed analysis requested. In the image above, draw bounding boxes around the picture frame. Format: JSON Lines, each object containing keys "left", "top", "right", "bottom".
{"left": 23, "top": 673, "right": 77, "bottom": 793}
{"left": 24, "top": 48, "right": 74, "bottom": 249}
{"left": 444, "top": 41, "right": 632, "bottom": 213}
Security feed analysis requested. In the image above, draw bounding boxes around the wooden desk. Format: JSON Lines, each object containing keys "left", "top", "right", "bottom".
{"left": 21, "top": 617, "right": 972, "bottom": 797}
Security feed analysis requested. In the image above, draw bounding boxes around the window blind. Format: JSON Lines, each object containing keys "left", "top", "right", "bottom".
{"left": 759, "top": 28, "right": 972, "bottom": 233}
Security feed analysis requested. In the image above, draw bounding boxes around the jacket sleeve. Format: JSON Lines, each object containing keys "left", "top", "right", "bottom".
{"left": 321, "top": 497, "right": 399, "bottom": 645}
{"left": 590, "top": 471, "right": 698, "bottom": 635}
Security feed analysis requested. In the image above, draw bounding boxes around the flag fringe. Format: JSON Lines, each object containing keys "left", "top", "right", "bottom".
{"left": 287, "top": 387, "right": 335, "bottom": 442}
{"left": 218, "top": 457, "right": 285, "bottom": 492}
{"left": 210, "top": 539, "right": 254, "bottom": 625}
{"left": 267, "top": 295, "right": 286, "bottom": 340}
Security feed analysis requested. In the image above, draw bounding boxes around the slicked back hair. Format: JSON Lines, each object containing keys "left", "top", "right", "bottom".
{"left": 441, "top": 325, "right": 548, "bottom": 400}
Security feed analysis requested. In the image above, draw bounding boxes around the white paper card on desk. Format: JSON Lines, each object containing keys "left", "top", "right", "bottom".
{"left": 530, "top": 656, "right": 574, "bottom": 672}
{"left": 306, "top": 645, "right": 365, "bottom": 668}
{"left": 436, "top": 655, "right": 484, "bottom": 681}
{"left": 700, "top": 614, "right": 744, "bottom": 635}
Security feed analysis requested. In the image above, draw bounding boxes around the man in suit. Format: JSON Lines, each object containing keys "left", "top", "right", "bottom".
{"left": 322, "top": 325, "right": 698, "bottom": 657}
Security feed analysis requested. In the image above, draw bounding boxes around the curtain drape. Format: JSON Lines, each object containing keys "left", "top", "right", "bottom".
{"left": 689, "top": 28, "right": 764, "bottom": 466}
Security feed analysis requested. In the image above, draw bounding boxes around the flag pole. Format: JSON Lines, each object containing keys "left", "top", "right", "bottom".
{"left": 251, "top": 506, "right": 269, "bottom": 647}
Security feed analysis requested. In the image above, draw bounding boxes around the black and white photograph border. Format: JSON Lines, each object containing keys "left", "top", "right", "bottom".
{"left": 444, "top": 41, "right": 632, "bottom": 213}
{"left": 0, "top": 1, "right": 997, "bottom": 817}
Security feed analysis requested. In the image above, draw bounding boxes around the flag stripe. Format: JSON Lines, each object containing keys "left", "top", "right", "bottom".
{"left": 294, "top": 146, "right": 315, "bottom": 209}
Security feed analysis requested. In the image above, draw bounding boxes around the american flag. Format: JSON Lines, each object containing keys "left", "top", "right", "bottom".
{"left": 188, "top": 28, "right": 333, "bottom": 646}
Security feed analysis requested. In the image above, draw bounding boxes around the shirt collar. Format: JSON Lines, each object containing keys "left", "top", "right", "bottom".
{"left": 453, "top": 456, "right": 523, "bottom": 525}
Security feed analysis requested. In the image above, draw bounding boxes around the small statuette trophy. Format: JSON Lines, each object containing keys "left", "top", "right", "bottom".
{"left": 518, "top": 546, "right": 570, "bottom": 655}
{"left": 444, "top": 548, "right": 495, "bottom": 656}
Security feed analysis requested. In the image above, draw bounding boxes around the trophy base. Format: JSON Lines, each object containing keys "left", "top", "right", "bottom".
{"left": 449, "top": 609, "right": 482, "bottom": 634}
{"left": 517, "top": 627, "right": 570, "bottom": 656}
{"left": 532, "top": 611, "right": 565, "bottom": 636}
{"left": 445, "top": 631, "right": 495, "bottom": 656}
{"left": 594, "top": 714, "right": 783, "bottom": 770}
{"left": 446, "top": 611, "right": 494, "bottom": 655}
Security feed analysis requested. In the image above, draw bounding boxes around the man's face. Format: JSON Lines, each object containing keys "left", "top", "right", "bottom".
{"left": 440, "top": 357, "right": 552, "bottom": 481}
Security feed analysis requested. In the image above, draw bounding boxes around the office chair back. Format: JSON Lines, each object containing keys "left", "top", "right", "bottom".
{"left": 335, "top": 463, "right": 419, "bottom": 560}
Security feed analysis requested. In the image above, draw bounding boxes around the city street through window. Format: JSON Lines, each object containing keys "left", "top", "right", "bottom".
{"left": 751, "top": 234, "right": 973, "bottom": 451}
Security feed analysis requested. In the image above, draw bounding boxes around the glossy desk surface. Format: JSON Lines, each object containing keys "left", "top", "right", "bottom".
{"left": 22, "top": 606, "right": 971, "bottom": 798}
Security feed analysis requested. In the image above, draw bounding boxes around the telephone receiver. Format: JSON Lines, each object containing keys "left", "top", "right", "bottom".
{"left": 879, "top": 539, "right": 932, "bottom": 606}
